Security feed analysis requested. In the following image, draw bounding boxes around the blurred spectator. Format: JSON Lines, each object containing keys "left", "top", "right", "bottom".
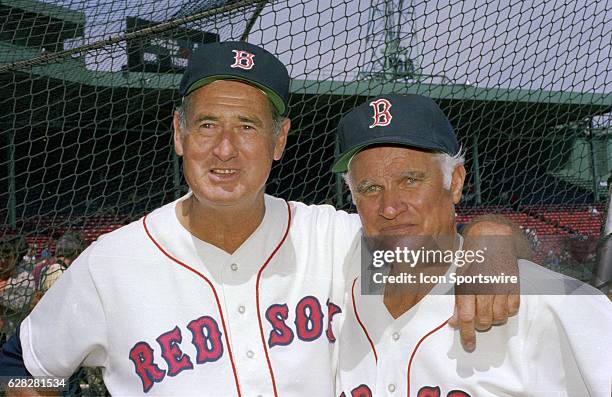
{"left": 30, "top": 232, "right": 92, "bottom": 395}
{"left": 0, "top": 235, "right": 35, "bottom": 338}
{"left": 588, "top": 205, "right": 599, "bottom": 217}
{"left": 524, "top": 228, "right": 539, "bottom": 250}
{"left": 40, "top": 240, "right": 52, "bottom": 260}
{"left": 559, "top": 247, "right": 573, "bottom": 267}
{"left": 547, "top": 249, "right": 560, "bottom": 270}
{"left": 38, "top": 232, "right": 86, "bottom": 294}
{"left": 530, "top": 229, "right": 539, "bottom": 249}
{"left": 22, "top": 243, "right": 37, "bottom": 267}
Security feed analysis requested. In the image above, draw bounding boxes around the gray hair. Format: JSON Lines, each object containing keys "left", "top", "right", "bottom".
{"left": 437, "top": 149, "right": 465, "bottom": 189}
{"left": 342, "top": 147, "right": 465, "bottom": 195}
{"left": 176, "top": 94, "right": 285, "bottom": 135}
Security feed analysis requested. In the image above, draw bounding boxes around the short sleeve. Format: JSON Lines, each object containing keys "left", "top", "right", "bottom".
{"left": 20, "top": 246, "right": 108, "bottom": 377}
{"left": 523, "top": 294, "right": 612, "bottom": 396}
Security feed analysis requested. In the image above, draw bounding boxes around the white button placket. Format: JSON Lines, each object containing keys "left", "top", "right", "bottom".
{"left": 377, "top": 327, "right": 404, "bottom": 396}
{"left": 219, "top": 260, "right": 271, "bottom": 395}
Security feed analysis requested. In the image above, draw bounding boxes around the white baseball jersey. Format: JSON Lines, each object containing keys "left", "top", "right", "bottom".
{"left": 21, "top": 193, "right": 361, "bottom": 396}
{"left": 336, "top": 248, "right": 612, "bottom": 397}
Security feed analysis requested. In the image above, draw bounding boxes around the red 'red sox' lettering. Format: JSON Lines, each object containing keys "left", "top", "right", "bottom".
{"left": 418, "top": 386, "right": 442, "bottom": 397}
{"left": 341, "top": 385, "right": 470, "bottom": 397}
{"left": 187, "top": 316, "right": 224, "bottom": 364}
{"left": 266, "top": 304, "right": 294, "bottom": 347}
{"left": 351, "top": 384, "right": 373, "bottom": 397}
{"left": 326, "top": 299, "right": 342, "bottom": 342}
{"left": 417, "top": 386, "right": 472, "bottom": 397}
{"left": 128, "top": 316, "right": 223, "bottom": 393}
{"left": 129, "top": 297, "right": 336, "bottom": 392}
{"left": 369, "top": 98, "right": 393, "bottom": 128}
{"left": 129, "top": 342, "right": 166, "bottom": 393}
{"left": 339, "top": 384, "right": 373, "bottom": 397}
{"left": 447, "top": 391, "right": 471, "bottom": 397}
{"left": 295, "top": 295, "right": 324, "bottom": 341}
{"left": 266, "top": 296, "right": 340, "bottom": 347}
{"left": 156, "top": 326, "right": 193, "bottom": 377}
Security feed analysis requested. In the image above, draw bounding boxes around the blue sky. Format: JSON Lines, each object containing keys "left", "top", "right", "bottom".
{"left": 48, "top": 0, "right": 610, "bottom": 95}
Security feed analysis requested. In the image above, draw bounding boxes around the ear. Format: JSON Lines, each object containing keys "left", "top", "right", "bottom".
{"left": 173, "top": 111, "right": 184, "bottom": 157}
{"left": 273, "top": 118, "right": 291, "bottom": 161}
{"left": 450, "top": 164, "right": 466, "bottom": 204}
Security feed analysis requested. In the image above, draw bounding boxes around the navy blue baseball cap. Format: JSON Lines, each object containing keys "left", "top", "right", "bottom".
{"left": 332, "top": 94, "right": 459, "bottom": 172}
{"left": 179, "top": 41, "right": 290, "bottom": 115}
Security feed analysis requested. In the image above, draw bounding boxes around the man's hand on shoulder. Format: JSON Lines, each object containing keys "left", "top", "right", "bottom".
{"left": 450, "top": 216, "right": 527, "bottom": 351}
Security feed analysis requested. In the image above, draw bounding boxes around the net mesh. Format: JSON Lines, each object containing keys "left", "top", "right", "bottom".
{"left": 0, "top": 0, "right": 611, "bottom": 392}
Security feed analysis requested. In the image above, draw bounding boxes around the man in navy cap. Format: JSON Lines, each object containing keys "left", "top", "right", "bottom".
{"left": 333, "top": 94, "right": 612, "bottom": 397}
{"left": 1, "top": 44, "right": 523, "bottom": 396}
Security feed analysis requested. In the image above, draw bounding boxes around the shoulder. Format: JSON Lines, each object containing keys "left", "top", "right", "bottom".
{"left": 288, "top": 200, "right": 361, "bottom": 232}
{"left": 86, "top": 218, "right": 147, "bottom": 257}
{"left": 517, "top": 259, "right": 612, "bottom": 324}
{"left": 72, "top": 200, "right": 179, "bottom": 268}
{"left": 518, "top": 259, "right": 606, "bottom": 296}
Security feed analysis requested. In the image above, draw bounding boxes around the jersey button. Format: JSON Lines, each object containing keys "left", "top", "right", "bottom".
{"left": 392, "top": 332, "right": 400, "bottom": 341}
{"left": 388, "top": 383, "right": 396, "bottom": 393}
{"left": 246, "top": 350, "right": 254, "bottom": 358}
{"left": 238, "top": 305, "right": 246, "bottom": 314}
{"left": 230, "top": 263, "right": 238, "bottom": 271}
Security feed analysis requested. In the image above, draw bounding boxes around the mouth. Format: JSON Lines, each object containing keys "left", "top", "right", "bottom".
{"left": 208, "top": 168, "right": 240, "bottom": 182}
{"left": 379, "top": 223, "right": 418, "bottom": 235}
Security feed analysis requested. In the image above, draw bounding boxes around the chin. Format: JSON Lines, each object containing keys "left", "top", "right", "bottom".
{"left": 197, "top": 188, "right": 263, "bottom": 207}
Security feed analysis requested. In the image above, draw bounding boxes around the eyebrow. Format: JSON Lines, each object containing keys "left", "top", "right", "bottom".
{"left": 356, "top": 178, "right": 377, "bottom": 192}
{"left": 399, "top": 170, "right": 428, "bottom": 179}
{"left": 191, "top": 114, "right": 264, "bottom": 127}
{"left": 193, "top": 114, "right": 219, "bottom": 124}
{"left": 237, "top": 115, "right": 264, "bottom": 127}
{"left": 354, "top": 169, "right": 428, "bottom": 192}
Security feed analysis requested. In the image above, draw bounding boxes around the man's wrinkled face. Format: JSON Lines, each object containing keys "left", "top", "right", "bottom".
{"left": 349, "top": 146, "right": 465, "bottom": 238}
{"left": 173, "top": 80, "right": 288, "bottom": 208}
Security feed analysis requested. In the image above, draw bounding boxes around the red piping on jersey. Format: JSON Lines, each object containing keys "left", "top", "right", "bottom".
{"left": 406, "top": 319, "right": 449, "bottom": 397}
{"left": 255, "top": 200, "right": 292, "bottom": 397}
{"left": 143, "top": 215, "right": 242, "bottom": 397}
{"left": 351, "top": 277, "right": 378, "bottom": 362}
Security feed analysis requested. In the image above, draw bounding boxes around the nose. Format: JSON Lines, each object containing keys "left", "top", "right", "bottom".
{"left": 379, "top": 189, "right": 407, "bottom": 220}
{"left": 212, "top": 128, "right": 238, "bottom": 161}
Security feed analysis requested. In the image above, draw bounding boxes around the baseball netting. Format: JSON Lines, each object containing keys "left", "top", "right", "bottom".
{"left": 0, "top": 0, "right": 611, "bottom": 393}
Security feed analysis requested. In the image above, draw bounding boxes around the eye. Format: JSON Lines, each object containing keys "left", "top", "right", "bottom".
{"left": 199, "top": 122, "right": 214, "bottom": 129}
{"left": 241, "top": 124, "right": 255, "bottom": 131}
{"left": 403, "top": 177, "right": 418, "bottom": 186}
{"left": 360, "top": 185, "right": 382, "bottom": 194}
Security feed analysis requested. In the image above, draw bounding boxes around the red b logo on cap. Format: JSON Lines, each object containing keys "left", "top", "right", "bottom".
{"left": 231, "top": 50, "right": 255, "bottom": 70}
{"left": 369, "top": 99, "right": 392, "bottom": 128}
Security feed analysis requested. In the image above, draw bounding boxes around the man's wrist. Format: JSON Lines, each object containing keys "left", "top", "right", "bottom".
{"left": 460, "top": 215, "right": 533, "bottom": 261}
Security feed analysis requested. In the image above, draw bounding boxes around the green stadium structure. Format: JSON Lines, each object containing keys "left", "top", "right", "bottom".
{"left": 1, "top": 0, "right": 610, "bottom": 283}
{"left": 0, "top": 1, "right": 611, "bottom": 391}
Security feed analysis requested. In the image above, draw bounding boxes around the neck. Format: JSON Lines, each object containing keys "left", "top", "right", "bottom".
{"left": 176, "top": 193, "right": 266, "bottom": 254}
{"left": 383, "top": 263, "right": 441, "bottom": 319}
{"left": 383, "top": 233, "right": 459, "bottom": 319}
